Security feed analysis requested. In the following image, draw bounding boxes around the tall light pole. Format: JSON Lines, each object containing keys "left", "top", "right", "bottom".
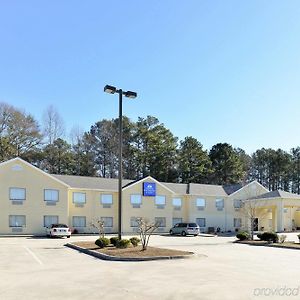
{"left": 103, "top": 85, "right": 137, "bottom": 240}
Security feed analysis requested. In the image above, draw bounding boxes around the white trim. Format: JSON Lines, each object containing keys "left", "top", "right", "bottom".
{"left": 228, "top": 181, "right": 269, "bottom": 198}
{"left": 122, "top": 176, "right": 175, "bottom": 194}
{"left": 0, "top": 157, "right": 70, "bottom": 188}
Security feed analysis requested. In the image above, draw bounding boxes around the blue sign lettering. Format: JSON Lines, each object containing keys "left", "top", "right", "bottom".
{"left": 143, "top": 182, "right": 156, "bottom": 196}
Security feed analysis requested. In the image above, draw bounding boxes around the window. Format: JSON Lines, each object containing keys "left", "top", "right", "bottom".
{"left": 73, "top": 192, "right": 86, "bottom": 204}
{"left": 155, "top": 217, "right": 166, "bottom": 227}
{"left": 101, "top": 217, "right": 113, "bottom": 227}
{"left": 233, "top": 199, "right": 242, "bottom": 208}
{"left": 284, "top": 208, "right": 288, "bottom": 213}
{"left": 44, "top": 189, "right": 59, "bottom": 202}
{"left": 130, "top": 217, "right": 139, "bottom": 227}
{"left": 172, "top": 198, "right": 182, "bottom": 207}
{"left": 155, "top": 195, "right": 166, "bottom": 205}
{"left": 9, "top": 215, "right": 26, "bottom": 227}
{"left": 196, "top": 198, "right": 206, "bottom": 210}
{"left": 130, "top": 195, "right": 142, "bottom": 207}
{"left": 72, "top": 216, "right": 86, "bottom": 227}
{"left": 234, "top": 218, "right": 242, "bottom": 228}
{"left": 101, "top": 194, "right": 113, "bottom": 205}
{"left": 216, "top": 199, "right": 224, "bottom": 210}
{"left": 172, "top": 218, "right": 182, "bottom": 226}
{"left": 44, "top": 215, "right": 59, "bottom": 227}
{"left": 9, "top": 188, "right": 26, "bottom": 200}
{"left": 196, "top": 218, "right": 206, "bottom": 227}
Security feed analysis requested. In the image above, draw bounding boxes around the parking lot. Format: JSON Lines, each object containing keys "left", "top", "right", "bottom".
{"left": 1, "top": 233, "right": 300, "bottom": 300}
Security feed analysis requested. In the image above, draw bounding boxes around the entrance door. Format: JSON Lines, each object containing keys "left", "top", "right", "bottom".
{"left": 253, "top": 218, "right": 259, "bottom": 231}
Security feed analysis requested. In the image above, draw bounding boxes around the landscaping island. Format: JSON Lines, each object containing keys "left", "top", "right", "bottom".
{"left": 235, "top": 231, "right": 300, "bottom": 250}
{"left": 67, "top": 241, "right": 194, "bottom": 261}
{"left": 235, "top": 240, "right": 300, "bottom": 249}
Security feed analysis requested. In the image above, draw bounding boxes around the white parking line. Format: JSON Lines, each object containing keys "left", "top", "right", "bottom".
{"left": 23, "top": 246, "right": 44, "bottom": 266}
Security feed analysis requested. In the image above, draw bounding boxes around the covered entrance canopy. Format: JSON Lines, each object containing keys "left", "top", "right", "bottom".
{"left": 246, "top": 190, "right": 300, "bottom": 232}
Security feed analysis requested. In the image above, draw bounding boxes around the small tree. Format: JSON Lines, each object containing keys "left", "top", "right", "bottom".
{"left": 236, "top": 182, "right": 270, "bottom": 240}
{"left": 90, "top": 218, "right": 105, "bottom": 238}
{"left": 136, "top": 217, "right": 159, "bottom": 251}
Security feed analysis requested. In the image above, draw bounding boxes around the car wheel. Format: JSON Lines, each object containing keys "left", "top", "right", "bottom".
{"left": 181, "top": 231, "right": 186, "bottom": 236}
{"left": 170, "top": 230, "right": 174, "bottom": 235}
{"left": 67, "top": 235, "right": 71, "bottom": 238}
{"left": 194, "top": 234, "right": 198, "bottom": 236}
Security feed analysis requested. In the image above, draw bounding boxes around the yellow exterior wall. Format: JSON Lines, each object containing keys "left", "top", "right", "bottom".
{"left": 122, "top": 178, "right": 175, "bottom": 233}
{"left": 68, "top": 189, "right": 118, "bottom": 233}
{"left": 0, "top": 159, "right": 68, "bottom": 235}
{"left": 2, "top": 159, "right": 300, "bottom": 235}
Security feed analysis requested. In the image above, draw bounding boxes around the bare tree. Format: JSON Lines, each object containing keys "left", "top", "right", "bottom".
{"left": 90, "top": 218, "right": 105, "bottom": 238}
{"left": 136, "top": 217, "right": 159, "bottom": 251}
{"left": 240, "top": 198, "right": 269, "bottom": 240}
{"left": 42, "top": 105, "right": 65, "bottom": 144}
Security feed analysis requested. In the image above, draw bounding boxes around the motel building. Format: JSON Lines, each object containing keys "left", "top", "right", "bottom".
{"left": 1, "top": 157, "right": 300, "bottom": 235}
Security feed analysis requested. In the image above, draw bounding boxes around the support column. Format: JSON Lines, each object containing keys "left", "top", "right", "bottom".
{"left": 276, "top": 201, "right": 284, "bottom": 232}
{"left": 272, "top": 207, "right": 277, "bottom": 231}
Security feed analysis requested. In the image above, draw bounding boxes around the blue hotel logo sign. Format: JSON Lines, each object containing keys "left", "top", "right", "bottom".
{"left": 143, "top": 182, "right": 156, "bottom": 196}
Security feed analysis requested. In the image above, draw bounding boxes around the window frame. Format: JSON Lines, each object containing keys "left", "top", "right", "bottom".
{"left": 155, "top": 195, "right": 166, "bottom": 206}
{"left": 172, "top": 218, "right": 183, "bottom": 226}
{"left": 215, "top": 198, "right": 224, "bottom": 209}
{"left": 101, "top": 194, "right": 113, "bottom": 205}
{"left": 43, "top": 215, "right": 59, "bottom": 227}
{"left": 44, "top": 189, "right": 59, "bottom": 202}
{"left": 9, "top": 187, "right": 26, "bottom": 201}
{"left": 234, "top": 218, "right": 242, "bottom": 228}
{"left": 130, "top": 194, "right": 142, "bottom": 205}
{"left": 72, "top": 192, "right": 86, "bottom": 204}
{"left": 233, "top": 199, "right": 242, "bottom": 208}
{"left": 101, "top": 217, "right": 113, "bottom": 228}
{"left": 196, "top": 198, "right": 206, "bottom": 208}
{"left": 72, "top": 216, "right": 87, "bottom": 228}
{"left": 155, "top": 217, "right": 166, "bottom": 228}
{"left": 9, "top": 215, "right": 26, "bottom": 227}
{"left": 172, "top": 198, "right": 182, "bottom": 207}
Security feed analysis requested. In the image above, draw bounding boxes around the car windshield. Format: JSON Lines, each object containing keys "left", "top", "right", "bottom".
{"left": 188, "top": 223, "right": 198, "bottom": 227}
{"left": 51, "top": 224, "right": 68, "bottom": 228}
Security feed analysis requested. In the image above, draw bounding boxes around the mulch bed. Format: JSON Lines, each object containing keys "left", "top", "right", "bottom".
{"left": 72, "top": 241, "right": 193, "bottom": 258}
{"left": 235, "top": 240, "right": 300, "bottom": 249}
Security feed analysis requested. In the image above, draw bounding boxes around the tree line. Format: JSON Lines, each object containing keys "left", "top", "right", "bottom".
{"left": 1, "top": 101, "right": 300, "bottom": 193}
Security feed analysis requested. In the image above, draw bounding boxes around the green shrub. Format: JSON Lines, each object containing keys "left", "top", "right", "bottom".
{"left": 95, "top": 237, "right": 110, "bottom": 248}
{"left": 236, "top": 231, "right": 250, "bottom": 241}
{"left": 260, "top": 232, "right": 279, "bottom": 243}
{"left": 110, "top": 237, "right": 120, "bottom": 246}
{"left": 116, "top": 239, "right": 131, "bottom": 249}
{"left": 256, "top": 232, "right": 263, "bottom": 240}
{"left": 130, "top": 237, "right": 141, "bottom": 247}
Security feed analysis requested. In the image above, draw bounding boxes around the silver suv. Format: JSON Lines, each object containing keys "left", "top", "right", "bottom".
{"left": 169, "top": 223, "right": 200, "bottom": 236}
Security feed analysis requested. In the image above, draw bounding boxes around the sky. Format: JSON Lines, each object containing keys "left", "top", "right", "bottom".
{"left": 0, "top": 1, "right": 300, "bottom": 154}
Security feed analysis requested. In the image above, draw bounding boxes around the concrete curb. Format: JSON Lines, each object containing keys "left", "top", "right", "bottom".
{"left": 235, "top": 241, "right": 300, "bottom": 250}
{"left": 65, "top": 243, "right": 195, "bottom": 262}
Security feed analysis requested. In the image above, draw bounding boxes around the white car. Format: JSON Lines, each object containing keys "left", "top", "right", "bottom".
{"left": 46, "top": 224, "right": 71, "bottom": 238}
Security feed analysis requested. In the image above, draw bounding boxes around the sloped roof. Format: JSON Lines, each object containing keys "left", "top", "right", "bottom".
{"left": 52, "top": 174, "right": 134, "bottom": 191}
{"left": 251, "top": 190, "right": 300, "bottom": 200}
{"left": 189, "top": 183, "right": 228, "bottom": 196}
{"left": 52, "top": 173, "right": 247, "bottom": 196}
{"left": 162, "top": 182, "right": 188, "bottom": 194}
{"left": 223, "top": 183, "right": 244, "bottom": 195}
